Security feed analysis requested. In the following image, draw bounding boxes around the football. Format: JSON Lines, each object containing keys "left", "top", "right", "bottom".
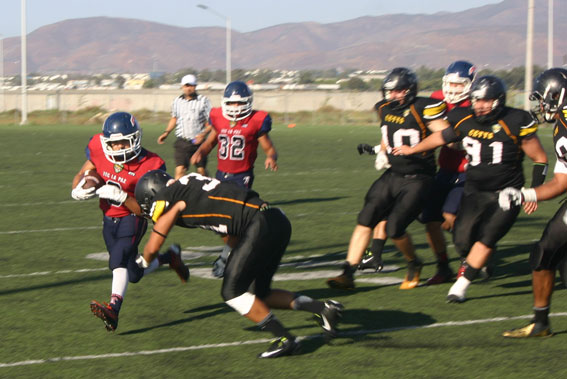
{"left": 82, "top": 170, "right": 105, "bottom": 190}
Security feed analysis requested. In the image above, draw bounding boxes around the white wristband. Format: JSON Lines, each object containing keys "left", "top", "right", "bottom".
{"left": 521, "top": 187, "right": 537, "bottom": 203}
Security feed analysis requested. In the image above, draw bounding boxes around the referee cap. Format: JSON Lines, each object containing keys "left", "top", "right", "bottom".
{"left": 181, "top": 74, "right": 197, "bottom": 86}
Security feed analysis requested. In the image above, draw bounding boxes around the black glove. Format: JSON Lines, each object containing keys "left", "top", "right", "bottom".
{"left": 357, "top": 144, "right": 375, "bottom": 155}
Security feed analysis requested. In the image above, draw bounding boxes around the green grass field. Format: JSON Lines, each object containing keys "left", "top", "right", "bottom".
{"left": 1, "top": 120, "right": 567, "bottom": 378}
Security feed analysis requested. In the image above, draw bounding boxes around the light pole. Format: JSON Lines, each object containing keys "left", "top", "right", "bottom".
{"left": 21, "top": 0, "right": 28, "bottom": 125}
{"left": 548, "top": 0, "right": 553, "bottom": 68}
{"left": 524, "top": 0, "right": 534, "bottom": 111}
{"left": 197, "top": 4, "right": 231, "bottom": 84}
{"left": 0, "top": 34, "right": 4, "bottom": 113}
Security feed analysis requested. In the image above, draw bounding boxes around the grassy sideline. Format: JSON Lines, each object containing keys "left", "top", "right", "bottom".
{"left": 0, "top": 120, "right": 566, "bottom": 377}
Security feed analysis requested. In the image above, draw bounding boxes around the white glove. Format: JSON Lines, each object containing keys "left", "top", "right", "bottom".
{"left": 136, "top": 254, "right": 150, "bottom": 269}
{"left": 374, "top": 150, "right": 391, "bottom": 171}
{"left": 96, "top": 184, "right": 128, "bottom": 205}
{"left": 71, "top": 178, "right": 96, "bottom": 200}
{"left": 498, "top": 187, "right": 523, "bottom": 211}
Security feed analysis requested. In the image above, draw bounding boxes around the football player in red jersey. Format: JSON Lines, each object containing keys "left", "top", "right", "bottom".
{"left": 71, "top": 112, "right": 189, "bottom": 332}
{"left": 191, "top": 80, "right": 278, "bottom": 189}
{"left": 191, "top": 81, "right": 279, "bottom": 277}
{"left": 499, "top": 68, "right": 567, "bottom": 338}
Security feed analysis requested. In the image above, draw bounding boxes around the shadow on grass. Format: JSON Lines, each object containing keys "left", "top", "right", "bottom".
{"left": 0, "top": 272, "right": 109, "bottom": 296}
{"left": 120, "top": 302, "right": 231, "bottom": 336}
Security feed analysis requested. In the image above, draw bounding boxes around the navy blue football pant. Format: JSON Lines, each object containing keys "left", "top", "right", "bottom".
{"left": 216, "top": 169, "right": 254, "bottom": 189}
{"left": 102, "top": 214, "right": 148, "bottom": 283}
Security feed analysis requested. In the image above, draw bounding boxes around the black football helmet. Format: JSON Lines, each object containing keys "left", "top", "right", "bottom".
{"left": 221, "top": 81, "right": 253, "bottom": 121}
{"left": 135, "top": 170, "right": 173, "bottom": 216}
{"left": 530, "top": 68, "right": 567, "bottom": 123}
{"left": 381, "top": 67, "right": 418, "bottom": 109}
{"left": 469, "top": 76, "right": 506, "bottom": 123}
{"left": 101, "top": 112, "right": 142, "bottom": 164}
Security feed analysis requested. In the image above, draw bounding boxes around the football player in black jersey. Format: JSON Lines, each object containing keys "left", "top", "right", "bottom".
{"left": 394, "top": 75, "right": 548, "bottom": 303}
{"left": 499, "top": 68, "right": 567, "bottom": 337}
{"left": 134, "top": 170, "right": 343, "bottom": 358}
{"left": 327, "top": 67, "right": 449, "bottom": 290}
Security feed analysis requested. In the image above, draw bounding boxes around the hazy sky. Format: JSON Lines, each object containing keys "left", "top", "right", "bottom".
{"left": 0, "top": 0, "right": 502, "bottom": 38}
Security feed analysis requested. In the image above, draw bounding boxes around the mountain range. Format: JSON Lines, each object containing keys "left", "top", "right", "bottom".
{"left": 2, "top": 0, "right": 565, "bottom": 75}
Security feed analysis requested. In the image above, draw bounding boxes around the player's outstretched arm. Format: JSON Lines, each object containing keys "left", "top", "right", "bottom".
{"left": 392, "top": 131, "right": 447, "bottom": 156}
{"left": 259, "top": 134, "right": 278, "bottom": 171}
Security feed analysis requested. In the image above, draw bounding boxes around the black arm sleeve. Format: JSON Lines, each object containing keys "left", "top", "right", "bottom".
{"left": 531, "top": 163, "right": 548, "bottom": 187}
{"left": 441, "top": 126, "right": 460, "bottom": 144}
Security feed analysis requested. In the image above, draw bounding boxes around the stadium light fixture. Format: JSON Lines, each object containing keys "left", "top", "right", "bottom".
{"left": 197, "top": 4, "right": 231, "bottom": 84}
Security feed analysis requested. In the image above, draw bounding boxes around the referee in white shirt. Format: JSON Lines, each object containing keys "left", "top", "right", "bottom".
{"left": 158, "top": 74, "right": 212, "bottom": 179}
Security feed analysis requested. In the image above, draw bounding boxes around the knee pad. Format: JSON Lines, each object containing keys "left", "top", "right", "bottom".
{"left": 225, "top": 292, "right": 256, "bottom": 315}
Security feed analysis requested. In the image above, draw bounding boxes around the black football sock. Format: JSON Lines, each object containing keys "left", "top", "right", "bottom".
{"left": 436, "top": 251, "right": 449, "bottom": 264}
{"left": 341, "top": 261, "right": 356, "bottom": 278}
{"left": 533, "top": 306, "right": 550, "bottom": 326}
{"left": 370, "top": 238, "right": 386, "bottom": 257}
{"left": 258, "top": 312, "right": 294, "bottom": 340}
{"left": 292, "top": 294, "right": 325, "bottom": 314}
{"left": 463, "top": 265, "right": 480, "bottom": 282}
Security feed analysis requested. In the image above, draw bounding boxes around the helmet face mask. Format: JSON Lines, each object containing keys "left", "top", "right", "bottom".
{"left": 381, "top": 67, "right": 418, "bottom": 110}
{"left": 134, "top": 170, "right": 173, "bottom": 217}
{"left": 442, "top": 61, "right": 477, "bottom": 104}
{"left": 530, "top": 68, "right": 567, "bottom": 123}
{"left": 221, "top": 81, "right": 253, "bottom": 121}
{"left": 101, "top": 112, "right": 142, "bottom": 164}
{"left": 470, "top": 76, "right": 506, "bottom": 124}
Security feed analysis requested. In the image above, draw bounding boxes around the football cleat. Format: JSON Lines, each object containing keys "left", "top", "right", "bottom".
{"left": 399, "top": 259, "right": 423, "bottom": 290}
{"left": 314, "top": 300, "right": 344, "bottom": 338}
{"left": 90, "top": 300, "right": 119, "bottom": 332}
{"left": 168, "top": 244, "right": 190, "bottom": 283}
{"left": 446, "top": 294, "right": 466, "bottom": 303}
{"left": 502, "top": 323, "right": 553, "bottom": 338}
{"left": 478, "top": 264, "right": 494, "bottom": 281}
{"left": 357, "top": 249, "right": 383, "bottom": 272}
{"left": 257, "top": 336, "right": 301, "bottom": 358}
{"left": 326, "top": 274, "right": 355, "bottom": 290}
{"left": 425, "top": 264, "right": 454, "bottom": 286}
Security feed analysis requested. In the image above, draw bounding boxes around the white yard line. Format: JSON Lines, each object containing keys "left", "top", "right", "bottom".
{"left": 2, "top": 312, "right": 566, "bottom": 369}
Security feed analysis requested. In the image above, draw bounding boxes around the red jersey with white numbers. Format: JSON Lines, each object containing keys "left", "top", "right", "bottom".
{"left": 86, "top": 133, "right": 166, "bottom": 217}
{"left": 209, "top": 107, "right": 272, "bottom": 174}
{"left": 431, "top": 89, "right": 469, "bottom": 173}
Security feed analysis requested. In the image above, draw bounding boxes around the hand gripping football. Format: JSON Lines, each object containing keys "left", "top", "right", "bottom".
{"left": 82, "top": 170, "right": 105, "bottom": 190}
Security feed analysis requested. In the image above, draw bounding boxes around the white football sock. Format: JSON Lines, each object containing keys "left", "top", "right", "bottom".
{"left": 448, "top": 276, "right": 471, "bottom": 298}
{"left": 111, "top": 267, "right": 129, "bottom": 298}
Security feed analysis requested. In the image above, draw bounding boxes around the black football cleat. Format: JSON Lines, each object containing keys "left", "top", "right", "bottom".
{"left": 257, "top": 336, "right": 301, "bottom": 358}
{"left": 168, "top": 244, "right": 190, "bottom": 283}
{"left": 357, "top": 249, "right": 383, "bottom": 272}
{"left": 90, "top": 300, "right": 119, "bottom": 332}
{"left": 314, "top": 300, "right": 344, "bottom": 338}
{"left": 502, "top": 323, "right": 553, "bottom": 338}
